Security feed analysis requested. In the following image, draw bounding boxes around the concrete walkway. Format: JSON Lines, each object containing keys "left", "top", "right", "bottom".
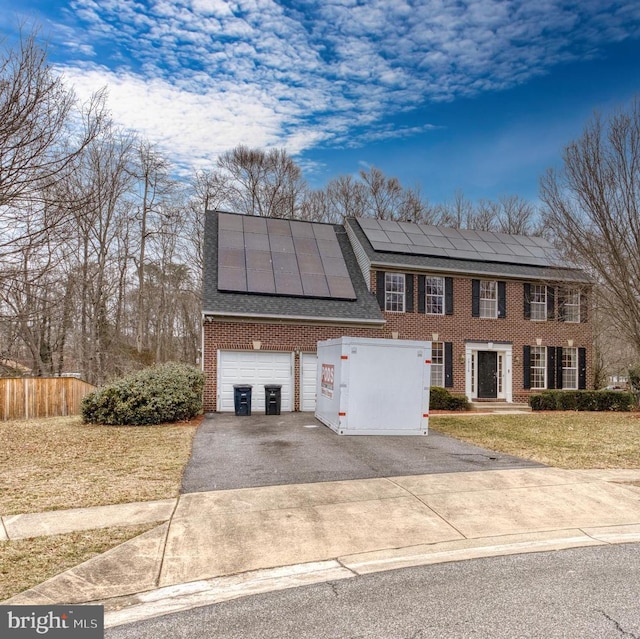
{"left": 3, "top": 468, "right": 640, "bottom": 629}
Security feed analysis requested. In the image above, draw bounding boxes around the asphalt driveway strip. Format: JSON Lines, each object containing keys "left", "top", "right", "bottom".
{"left": 181, "top": 413, "right": 542, "bottom": 493}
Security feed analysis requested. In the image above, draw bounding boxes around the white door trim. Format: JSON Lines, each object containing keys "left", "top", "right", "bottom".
{"left": 465, "top": 341, "right": 512, "bottom": 403}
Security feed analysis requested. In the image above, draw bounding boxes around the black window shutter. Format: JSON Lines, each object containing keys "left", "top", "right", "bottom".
{"left": 578, "top": 347, "right": 587, "bottom": 389}
{"left": 444, "top": 342, "right": 453, "bottom": 388}
{"left": 472, "top": 279, "right": 480, "bottom": 317}
{"left": 523, "top": 345, "right": 531, "bottom": 390}
{"left": 498, "top": 281, "right": 506, "bottom": 318}
{"left": 547, "top": 346, "right": 556, "bottom": 390}
{"left": 376, "top": 271, "right": 386, "bottom": 310}
{"left": 405, "top": 274, "right": 414, "bottom": 313}
{"left": 580, "top": 291, "right": 588, "bottom": 323}
{"left": 523, "top": 283, "right": 531, "bottom": 319}
{"left": 418, "top": 275, "right": 425, "bottom": 313}
{"left": 445, "top": 277, "right": 454, "bottom": 315}
{"left": 547, "top": 286, "right": 555, "bottom": 320}
{"left": 557, "top": 288, "right": 566, "bottom": 322}
{"left": 556, "top": 346, "right": 563, "bottom": 389}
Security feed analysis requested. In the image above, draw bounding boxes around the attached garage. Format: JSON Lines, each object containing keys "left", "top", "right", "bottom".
{"left": 217, "top": 351, "right": 293, "bottom": 412}
{"left": 300, "top": 352, "right": 318, "bottom": 412}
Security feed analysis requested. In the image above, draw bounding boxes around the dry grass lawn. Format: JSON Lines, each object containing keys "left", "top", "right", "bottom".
{"left": 0, "top": 524, "right": 156, "bottom": 602}
{"left": 431, "top": 412, "right": 640, "bottom": 469}
{"left": 0, "top": 416, "right": 198, "bottom": 515}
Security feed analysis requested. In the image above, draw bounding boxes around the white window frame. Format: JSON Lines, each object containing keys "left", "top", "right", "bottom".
{"left": 564, "top": 289, "right": 580, "bottom": 323}
{"left": 479, "top": 281, "right": 498, "bottom": 319}
{"left": 530, "top": 346, "right": 546, "bottom": 390}
{"left": 385, "top": 273, "right": 405, "bottom": 313}
{"left": 562, "top": 347, "right": 578, "bottom": 389}
{"left": 425, "top": 277, "right": 445, "bottom": 315}
{"left": 530, "top": 285, "right": 547, "bottom": 322}
{"left": 431, "top": 341, "right": 444, "bottom": 387}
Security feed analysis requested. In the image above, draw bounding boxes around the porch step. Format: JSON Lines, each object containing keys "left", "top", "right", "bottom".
{"left": 469, "top": 401, "right": 531, "bottom": 414}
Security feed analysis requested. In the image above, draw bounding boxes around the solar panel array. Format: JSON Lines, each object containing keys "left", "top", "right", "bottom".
{"left": 217, "top": 213, "right": 356, "bottom": 300}
{"left": 356, "top": 218, "right": 564, "bottom": 268}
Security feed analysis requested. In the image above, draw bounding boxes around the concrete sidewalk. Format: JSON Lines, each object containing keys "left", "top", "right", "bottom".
{"left": 4, "top": 468, "right": 640, "bottom": 629}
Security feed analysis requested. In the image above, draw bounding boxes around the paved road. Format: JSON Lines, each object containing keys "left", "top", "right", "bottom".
{"left": 182, "top": 413, "right": 541, "bottom": 492}
{"left": 106, "top": 543, "right": 640, "bottom": 639}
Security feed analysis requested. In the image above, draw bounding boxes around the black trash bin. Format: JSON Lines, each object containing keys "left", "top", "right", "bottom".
{"left": 264, "top": 385, "right": 282, "bottom": 415}
{"left": 233, "top": 385, "right": 252, "bottom": 416}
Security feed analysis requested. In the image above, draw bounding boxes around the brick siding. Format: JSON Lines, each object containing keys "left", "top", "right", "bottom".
{"left": 203, "top": 270, "right": 592, "bottom": 411}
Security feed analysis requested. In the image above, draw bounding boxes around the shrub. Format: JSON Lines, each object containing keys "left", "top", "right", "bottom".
{"left": 430, "top": 386, "right": 470, "bottom": 411}
{"left": 82, "top": 362, "right": 205, "bottom": 425}
{"left": 529, "top": 390, "right": 635, "bottom": 412}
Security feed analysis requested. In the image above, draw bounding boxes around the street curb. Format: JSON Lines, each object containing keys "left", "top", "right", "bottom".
{"left": 103, "top": 525, "right": 640, "bottom": 629}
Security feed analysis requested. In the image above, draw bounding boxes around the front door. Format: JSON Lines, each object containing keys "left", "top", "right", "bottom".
{"left": 477, "top": 351, "right": 498, "bottom": 398}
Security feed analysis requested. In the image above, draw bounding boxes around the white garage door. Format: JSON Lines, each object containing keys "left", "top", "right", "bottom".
{"left": 300, "top": 353, "right": 318, "bottom": 412}
{"left": 218, "top": 351, "right": 293, "bottom": 412}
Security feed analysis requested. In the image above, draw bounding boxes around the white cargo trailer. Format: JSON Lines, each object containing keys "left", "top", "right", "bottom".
{"left": 315, "top": 337, "right": 431, "bottom": 435}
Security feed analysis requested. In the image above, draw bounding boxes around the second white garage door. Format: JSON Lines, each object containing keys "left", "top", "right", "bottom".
{"left": 218, "top": 351, "right": 293, "bottom": 412}
{"left": 300, "top": 352, "right": 318, "bottom": 412}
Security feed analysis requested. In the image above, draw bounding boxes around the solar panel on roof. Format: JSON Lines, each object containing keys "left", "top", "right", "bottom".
{"left": 247, "top": 268, "right": 276, "bottom": 294}
{"left": 355, "top": 218, "right": 564, "bottom": 268}
{"left": 218, "top": 266, "right": 247, "bottom": 291}
{"left": 217, "top": 213, "right": 356, "bottom": 299}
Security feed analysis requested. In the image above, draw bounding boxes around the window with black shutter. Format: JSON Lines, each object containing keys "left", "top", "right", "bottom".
{"left": 444, "top": 342, "right": 453, "bottom": 388}
{"left": 498, "top": 281, "right": 506, "bottom": 318}
{"left": 376, "top": 271, "right": 385, "bottom": 310}
{"left": 445, "top": 277, "right": 454, "bottom": 315}
{"left": 406, "top": 274, "right": 414, "bottom": 313}
{"left": 472, "top": 279, "right": 480, "bottom": 317}
{"left": 523, "top": 345, "right": 531, "bottom": 390}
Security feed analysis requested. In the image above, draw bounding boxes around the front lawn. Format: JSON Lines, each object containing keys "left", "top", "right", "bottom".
{"left": 0, "top": 416, "right": 198, "bottom": 515}
{"left": 431, "top": 412, "right": 640, "bottom": 469}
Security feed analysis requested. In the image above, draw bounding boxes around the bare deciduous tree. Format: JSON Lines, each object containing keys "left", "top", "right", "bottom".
{"left": 217, "top": 145, "right": 306, "bottom": 217}
{"left": 540, "top": 97, "right": 640, "bottom": 356}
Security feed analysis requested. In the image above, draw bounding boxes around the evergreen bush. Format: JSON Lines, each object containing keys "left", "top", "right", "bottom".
{"left": 430, "top": 386, "right": 470, "bottom": 411}
{"left": 529, "top": 390, "right": 635, "bottom": 412}
{"left": 82, "top": 362, "right": 205, "bottom": 425}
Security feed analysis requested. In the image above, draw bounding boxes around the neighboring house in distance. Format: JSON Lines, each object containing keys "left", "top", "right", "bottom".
{"left": 202, "top": 211, "right": 592, "bottom": 413}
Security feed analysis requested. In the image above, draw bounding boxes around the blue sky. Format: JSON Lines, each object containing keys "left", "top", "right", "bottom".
{"left": 2, "top": 0, "right": 640, "bottom": 204}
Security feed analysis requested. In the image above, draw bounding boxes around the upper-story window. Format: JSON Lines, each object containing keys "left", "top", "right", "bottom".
{"left": 563, "top": 288, "right": 581, "bottom": 323}
{"left": 385, "top": 273, "right": 405, "bottom": 312}
{"left": 479, "top": 281, "right": 498, "bottom": 318}
{"left": 530, "top": 346, "right": 546, "bottom": 389}
{"left": 425, "top": 277, "right": 444, "bottom": 315}
{"left": 530, "top": 285, "right": 547, "bottom": 321}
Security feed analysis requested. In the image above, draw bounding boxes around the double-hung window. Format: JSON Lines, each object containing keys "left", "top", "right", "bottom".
{"left": 385, "top": 273, "right": 405, "bottom": 312}
{"left": 563, "top": 289, "right": 580, "bottom": 323}
{"left": 530, "top": 285, "right": 547, "bottom": 321}
{"left": 425, "top": 277, "right": 444, "bottom": 315}
{"left": 530, "top": 346, "right": 546, "bottom": 389}
{"left": 562, "top": 347, "right": 578, "bottom": 389}
{"left": 431, "top": 341, "right": 444, "bottom": 387}
{"left": 479, "top": 281, "right": 498, "bottom": 318}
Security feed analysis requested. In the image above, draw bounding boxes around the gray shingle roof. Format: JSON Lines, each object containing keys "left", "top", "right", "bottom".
{"left": 346, "top": 218, "right": 591, "bottom": 283}
{"left": 202, "top": 211, "right": 385, "bottom": 324}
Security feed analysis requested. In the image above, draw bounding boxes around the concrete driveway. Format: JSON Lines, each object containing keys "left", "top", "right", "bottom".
{"left": 181, "top": 413, "right": 542, "bottom": 493}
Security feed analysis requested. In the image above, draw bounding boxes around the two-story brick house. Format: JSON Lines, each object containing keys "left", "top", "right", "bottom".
{"left": 202, "top": 210, "right": 591, "bottom": 413}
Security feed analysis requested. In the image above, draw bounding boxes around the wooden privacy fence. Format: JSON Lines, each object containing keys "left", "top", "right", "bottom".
{"left": 0, "top": 377, "right": 97, "bottom": 421}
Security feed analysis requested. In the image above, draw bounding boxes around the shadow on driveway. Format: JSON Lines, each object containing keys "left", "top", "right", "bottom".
{"left": 181, "top": 413, "right": 542, "bottom": 493}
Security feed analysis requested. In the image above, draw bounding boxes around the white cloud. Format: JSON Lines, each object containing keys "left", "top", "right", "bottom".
{"left": 38, "top": 0, "right": 640, "bottom": 173}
